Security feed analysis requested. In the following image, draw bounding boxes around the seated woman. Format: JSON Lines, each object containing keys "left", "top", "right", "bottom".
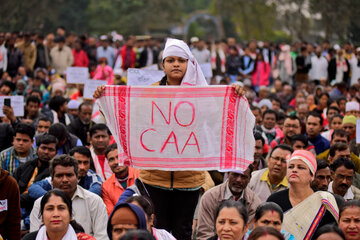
{"left": 125, "top": 196, "right": 176, "bottom": 240}
{"left": 312, "top": 224, "right": 345, "bottom": 240}
{"left": 249, "top": 202, "right": 294, "bottom": 240}
{"left": 208, "top": 199, "right": 249, "bottom": 240}
{"left": 248, "top": 226, "right": 284, "bottom": 240}
{"left": 338, "top": 200, "right": 360, "bottom": 240}
{"left": 22, "top": 189, "right": 95, "bottom": 240}
{"left": 267, "top": 150, "right": 341, "bottom": 240}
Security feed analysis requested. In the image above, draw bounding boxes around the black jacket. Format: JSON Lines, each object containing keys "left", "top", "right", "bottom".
{"left": 13, "top": 159, "right": 50, "bottom": 194}
{"left": 328, "top": 58, "right": 350, "bottom": 84}
{"left": 67, "top": 117, "right": 95, "bottom": 146}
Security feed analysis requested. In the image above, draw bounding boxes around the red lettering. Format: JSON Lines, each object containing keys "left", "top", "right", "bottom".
{"left": 160, "top": 131, "right": 179, "bottom": 154}
{"left": 152, "top": 101, "right": 171, "bottom": 125}
{"left": 181, "top": 131, "right": 200, "bottom": 154}
{"left": 140, "top": 128, "right": 156, "bottom": 152}
{"left": 174, "top": 101, "right": 195, "bottom": 127}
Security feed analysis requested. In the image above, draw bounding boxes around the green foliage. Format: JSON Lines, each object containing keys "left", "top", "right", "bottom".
{"left": 210, "top": 0, "right": 277, "bottom": 41}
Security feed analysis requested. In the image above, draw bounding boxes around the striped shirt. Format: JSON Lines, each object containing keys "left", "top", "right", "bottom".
{"left": 0, "top": 146, "right": 37, "bottom": 176}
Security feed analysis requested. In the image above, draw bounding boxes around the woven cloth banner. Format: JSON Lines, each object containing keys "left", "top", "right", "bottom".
{"left": 98, "top": 85, "right": 255, "bottom": 171}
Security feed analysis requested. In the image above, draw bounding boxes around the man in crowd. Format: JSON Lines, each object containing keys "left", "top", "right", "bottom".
{"left": 89, "top": 124, "right": 112, "bottom": 181}
{"left": 196, "top": 166, "right": 261, "bottom": 240}
{"left": 253, "top": 132, "right": 266, "bottom": 170}
{"left": 48, "top": 123, "right": 82, "bottom": 155}
{"left": 311, "top": 159, "right": 331, "bottom": 191}
{"left": 342, "top": 115, "right": 356, "bottom": 141}
{"left": 261, "top": 109, "right": 283, "bottom": 144}
{"left": 328, "top": 157, "right": 360, "bottom": 200}
{"left": 102, "top": 144, "right": 138, "bottom": 215}
{"left": 0, "top": 123, "right": 36, "bottom": 176}
{"left": 29, "top": 154, "right": 108, "bottom": 240}
{"left": 249, "top": 144, "right": 293, "bottom": 202}
{"left": 50, "top": 36, "right": 73, "bottom": 75}
{"left": 34, "top": 116, "right": 52, "bottom": 137}
{"left": 17, "top": 33, "right": 36, "bottom": 73}
{"left": 48, "top": 96, "right": 73, "bottom": 125}
{"left": 68, "top": 102, "right": 95, "bottom": 146}
{"left": 97, "top": 35, "right": 116, "bottom": 68}
{"left": 306, "top": 111, "right": 330, "bottom": 155}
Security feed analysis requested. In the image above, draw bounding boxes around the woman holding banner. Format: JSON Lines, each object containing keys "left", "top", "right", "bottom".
{"left": 94, "top": 38, "right": 245, "bottom": 240}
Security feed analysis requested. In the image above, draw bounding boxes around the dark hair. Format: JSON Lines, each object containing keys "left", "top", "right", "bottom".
{"left": 277, "top": 112, "right": 286, "bottom": 122}
{"left": 215, "top": 200, "right": 248, "bottom": 226}
{"left": 307, "top": 111, "right": 323, "bottom": 126}
{"left": 50, "top": 154, "right": 78, "bottom": 178}
{"left": 78, "top": 102, "right": 93, "bottom": 112}
{"left": 120, "top": 230, "right": 156, "bottom": 240}
{"left": 271, "top": 97, "right": 281, "bottom": 105}
{"left": 126, "top": 196, "right": 155, "bottom": 221}
{"left": 326, "top": 106, "right": 340, "bottom": 116}
{"left": 40, "top": 189, "right": 72, "bottom": 218}
{"left": 26, "top": 95, "right": 41, "bottom": 106}
{"left": 336, "top": 97, "right": 347, "bottom": 106}
{"left": 69, "top": 146, "right": 92, "bottom": 159}
{"left": 329, "top": 143, "right": 349, "bottom": 158}
{"left": 330, "top": 157, "right": 355, "bottom": 172}
{"left": 331, "top": 129, "right": 349, "bottom": 142}
{"left": 254, "top": 202, "right": 284, "bottom": 222}
{"left": 30, "top": 89, "right": 43, "bottom": 99}
{"left": 49, "top": 96, "right": 67, "bottom": 112}
{"left": 263, "top": 109, "right": 278, "bottom": 121}
{"left": 339, "top": 200, "right": 360, "bottom": 218}
{"left": 285, "top": 115, "right": 301, "bottom": 125}
{"left": 49, "top": 123, "right": 69, "bottom": 142}
{"left": 0, "top": 81, "right": 15, "bottom": 92}
{"left": 251, "top": 106, "right": 261, "bottom": 113}
{"left": 15, "top": 123, "right": 35, "bottom": 139}
{"left": 254, "top": 132, "right": 265, "bottom": 146}
{"left": 248, "top": 226, "right": 285, "bottom": 240}
{"left": 269, "top": 144, "right": 293, "bottom": 158}
{"left": 312, "top": 224, "right": 345, "bottom": 240}
{"left": 319, "top": 92, "right": 330, "bottom": 100}
{"left": 329, "top": 114, "right": 343, "bottom": 125}
{"left": 36, "top": 134, "right": 58, "bottom": 148}
{"left": 89, "top": 124, "right": 111, "bottom": 137}
{"left": 290, "top": 134, "right": 308, "bottom": 148}
{"left": 38, "top": 116, "right": 52, "bottom": 124}
{"left": 105, "top": 143, "right": 117, "bottom": 159}
{"left": 317, "top": 159, "right": 330, "bottom": 171}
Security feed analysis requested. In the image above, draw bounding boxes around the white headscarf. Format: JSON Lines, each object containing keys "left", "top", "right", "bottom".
{"left": 162, "top": 38, "right": 208, "bottom": 86}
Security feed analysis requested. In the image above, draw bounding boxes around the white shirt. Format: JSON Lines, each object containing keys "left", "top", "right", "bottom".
{"left": 191, "top": 48, "right": 210, "bottom": 64}
{"left": 309, "top": 55, "right": 328, "bottom": 81}
{"left": 350, "top": 55, "right": 360, "bottom": 86}
{"left": 30, "top": 185, "right": 109, "bottom": 240}
{"left": 0, "top": 45, "right": 7, "bottom": 71}
{"left": 328, "top": 181, "right": 354, "bottom": 200}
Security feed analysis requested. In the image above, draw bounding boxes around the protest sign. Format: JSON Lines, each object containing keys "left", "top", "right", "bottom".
{"left": 66, "top": 67, "right": 89, "bottom": 84}
{"left": 0, "top": 96, "right": 24, "bottom": 117}
{"left": 83, "top": 79, "right": 107, "bottom": 99}
{"left": 200, "top": 63, "right": 213, "bottom": 78}
{"left": 98, "top": 85, "right": 255, "bottom": 171}
{"left": 127, "top": 68, "right": 165, "bottom": 86}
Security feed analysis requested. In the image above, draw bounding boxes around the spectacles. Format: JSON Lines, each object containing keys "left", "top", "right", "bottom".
{"left": 334, "top": 173, "right": 353, "bottom": 182}
{"left": 270, "top": 156, "right": 287, "bottom": 163}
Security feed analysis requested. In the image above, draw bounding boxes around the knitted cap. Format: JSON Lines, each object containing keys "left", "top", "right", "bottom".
{"left": 343, "top": 115, "right": 357, "bottom": 125}
{"left": 345, "top": 101, "right": 360, "bottom": 112}
{"left": 288, "top": 150, "right": 317, "bottom": 175}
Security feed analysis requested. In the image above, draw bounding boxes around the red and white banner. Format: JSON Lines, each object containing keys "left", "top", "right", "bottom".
{"left": 98, "top": 85, "right": 255, "bottom": 171}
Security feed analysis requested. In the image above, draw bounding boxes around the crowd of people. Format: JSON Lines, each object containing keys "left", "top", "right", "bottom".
{"left": 0, "top": 26, "right": 360, "bottom": 240}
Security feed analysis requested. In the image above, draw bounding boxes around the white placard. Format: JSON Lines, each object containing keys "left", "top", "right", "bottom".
{"left": 357, "top": 119, "right": 360, "bottom": 144}
{"left": 127, "top": 68, "right": 165, "bottom": 86}
{"left": 200, "top": 63, "right": 213, "bottom": 78}
{"left": 66, "top": 67, "right": 89, "bottom": 84}
{"left": 83, "top": 79, "right": 107, "bottom": 99}
{"left": 142, "top": 64, "right": 159, "bottom": 70}
{"left": 0, "top": 96, "right": 24, "bottom": 117}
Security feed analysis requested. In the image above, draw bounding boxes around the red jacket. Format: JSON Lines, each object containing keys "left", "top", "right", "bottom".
{"left": 72, "top": 49, "right": 89, "bottom": 67}
{"left": 252, "top": 61, "right": 270, "bottom": 87}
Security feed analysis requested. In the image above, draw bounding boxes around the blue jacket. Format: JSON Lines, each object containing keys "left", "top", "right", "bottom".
{"left": 28, "top": 169, "right": 102, "bottom": 198}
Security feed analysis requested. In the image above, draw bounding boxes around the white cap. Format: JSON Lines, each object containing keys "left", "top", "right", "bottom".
{"left": 190, "top": 36, "right": 199, "bottom": 43}
{"left": 100, "top": 35, "right": 108, "bottom": 41}
{"left": 346, "top": 101, "right": 360, "bottom": 112}
{"left": 68, "top": 100, "right": 80, "bottom": 110}
{"left": 333, "top": 44, "right": 341, "bottom": 50}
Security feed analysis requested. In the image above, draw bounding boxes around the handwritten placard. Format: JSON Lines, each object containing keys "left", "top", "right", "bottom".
{"left": 0, "top": 96, "right": 24, "bottom": 117}
{"left": 127, "top": 68, "right": 165, "bottom": 86}
{"left": 66, "top": 67, "right": 89, "bottom": 84}
{"left": 200, "top": 63, "right": 213, "bottom": 78}
{"left": 83, "top": 79, "right": 107, "bottom": 99}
